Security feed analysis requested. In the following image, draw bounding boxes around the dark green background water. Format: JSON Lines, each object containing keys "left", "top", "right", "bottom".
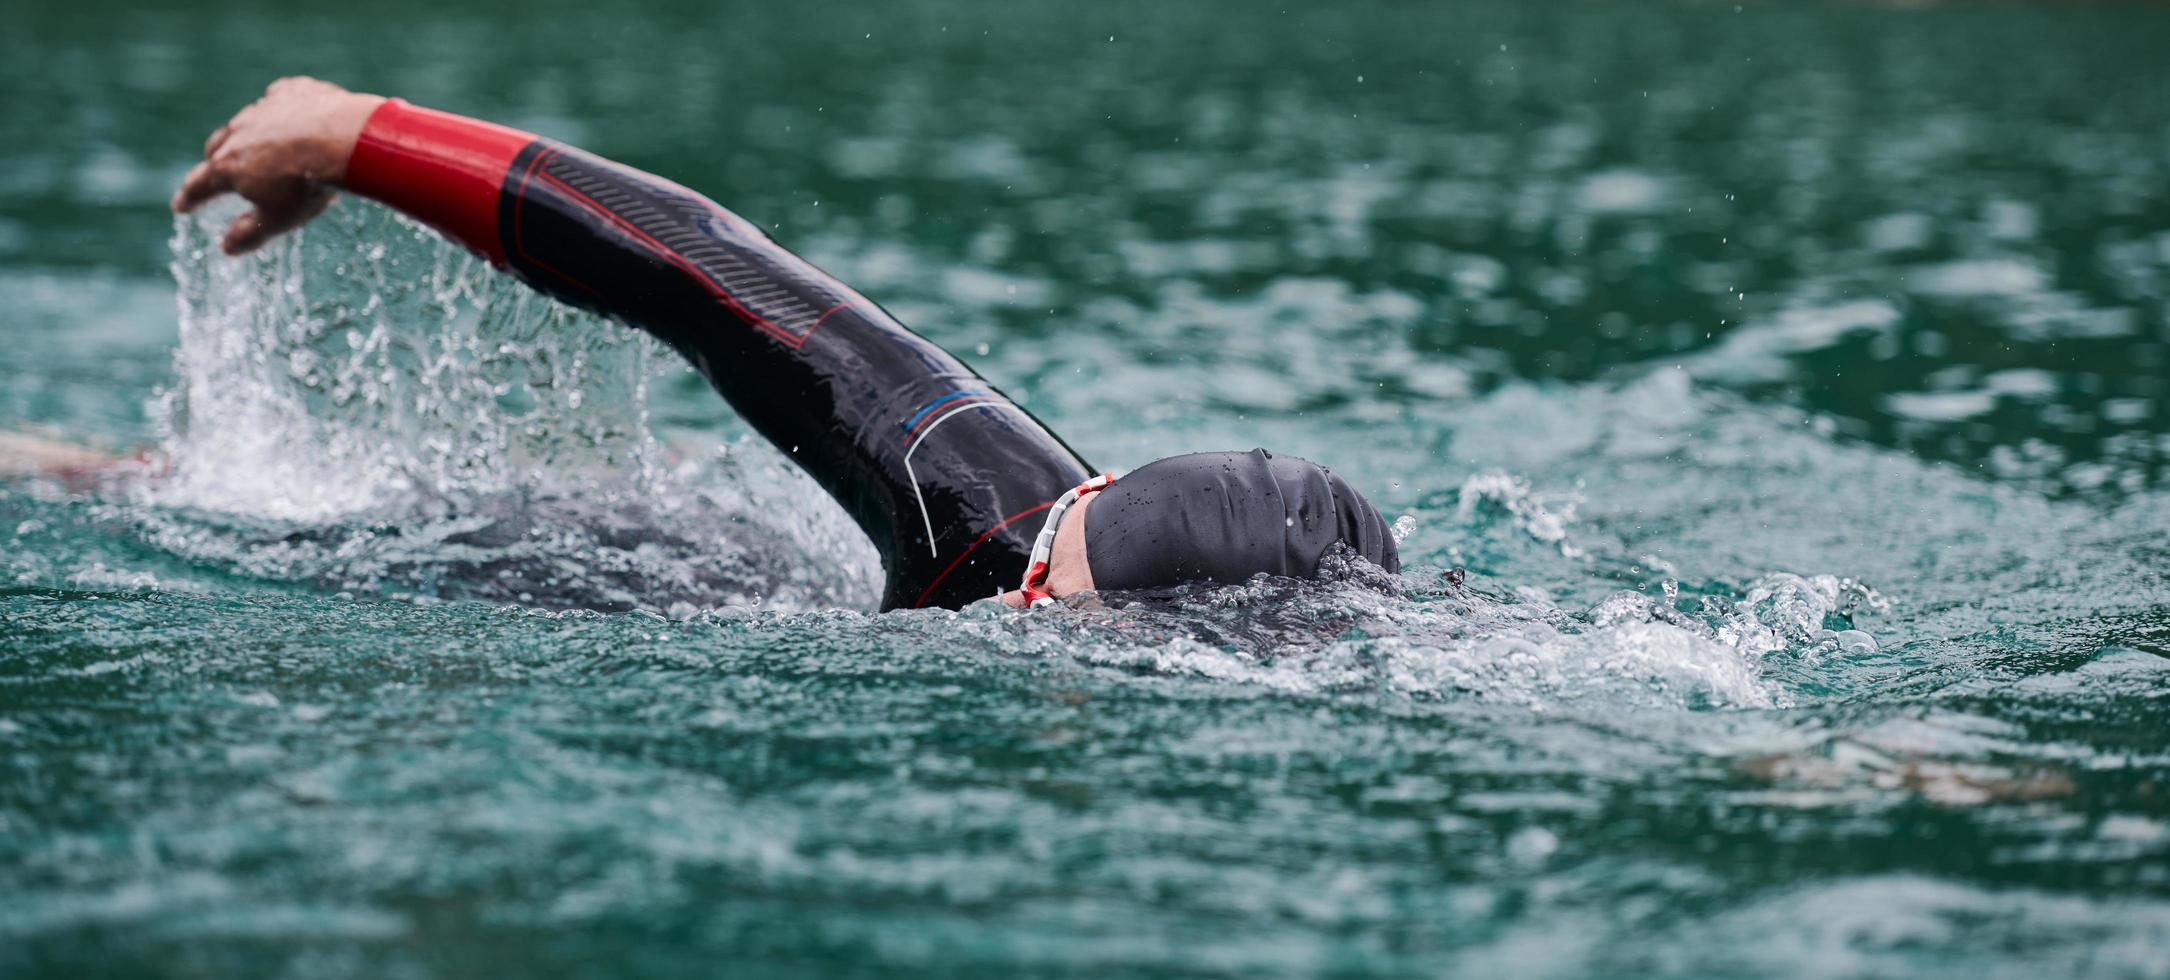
{"left": 5, "top": 1, "right": 2170, "bottom": 976}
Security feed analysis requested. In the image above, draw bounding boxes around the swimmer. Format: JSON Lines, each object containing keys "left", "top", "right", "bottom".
{"left": 158, "top": 76, "right": 1398, "bottom": 610}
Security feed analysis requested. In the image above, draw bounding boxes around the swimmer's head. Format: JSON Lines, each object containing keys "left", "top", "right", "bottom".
{"left": 1000, "top": 449, "right": 1399, "bottom": 607}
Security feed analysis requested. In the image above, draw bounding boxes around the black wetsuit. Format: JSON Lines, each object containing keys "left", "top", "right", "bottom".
{"left": 347, "top": 99, "right": 1091, "bottom": 609}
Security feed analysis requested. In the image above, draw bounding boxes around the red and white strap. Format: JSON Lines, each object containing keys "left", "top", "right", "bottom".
{"left": 1018, "top": 472, "right": 1117, "bottom": 607}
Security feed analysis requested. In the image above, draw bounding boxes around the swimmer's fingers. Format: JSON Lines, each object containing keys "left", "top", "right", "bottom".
{"left": 220, "top": 180, "right": 337, "bottom": 255}
{"left": 220, "top": 211, "right": 272, "bottom": 255}
{"left": 171, "top": 159, "right": 233, "bottom": 214}
{"left": 203, "top": 122, "right": 234, "bottom": 159}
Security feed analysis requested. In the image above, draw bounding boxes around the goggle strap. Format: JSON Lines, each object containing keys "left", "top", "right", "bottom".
{"left": 1018, "top": 472, "right": 1117, "bottom": 607}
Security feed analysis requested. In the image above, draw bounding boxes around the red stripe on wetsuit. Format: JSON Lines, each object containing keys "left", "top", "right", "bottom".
{"left": 344, "top": 98, "right": 534, "bottom": 265}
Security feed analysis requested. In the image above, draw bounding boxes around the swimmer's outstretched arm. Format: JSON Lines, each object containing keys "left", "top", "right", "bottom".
{"left": 174, "top": 78, "right": 1090, "bottom": 610}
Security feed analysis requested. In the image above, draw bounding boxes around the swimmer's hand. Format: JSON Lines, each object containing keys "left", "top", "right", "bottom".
{"left": 171, "top": 76, "right": 385, "bottom": 255}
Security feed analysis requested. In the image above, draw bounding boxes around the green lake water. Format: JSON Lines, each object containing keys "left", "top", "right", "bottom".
{"left": 5, "top": 0, "right": 2170, "bottom": 975}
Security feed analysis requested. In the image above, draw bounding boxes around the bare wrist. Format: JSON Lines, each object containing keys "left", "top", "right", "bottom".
{"left": 323, "top": 93, "right": 389, "bottom": 185}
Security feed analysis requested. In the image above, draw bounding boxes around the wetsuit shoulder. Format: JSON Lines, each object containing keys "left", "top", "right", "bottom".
{"left": 345, "top": 99, "right": 1091, "bottom": 609}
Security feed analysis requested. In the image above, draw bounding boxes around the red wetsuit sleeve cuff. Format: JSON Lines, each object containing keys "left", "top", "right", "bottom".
{"left": 343, "top": 98, "right": 537, "bottom": 264}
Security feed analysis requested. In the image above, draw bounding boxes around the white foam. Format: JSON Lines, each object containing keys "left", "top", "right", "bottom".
{"left": 1884, "top": 390, "right": 1997, "bottom": 422}
{"left": 1577, "top": 170, "right": 1670, "bottom": 215}
{"left": 1908, "top": 258, "right": 2046, "bottom": 298}
{"left": 1684, "top": 300, "right": 1901, "bottom": 384}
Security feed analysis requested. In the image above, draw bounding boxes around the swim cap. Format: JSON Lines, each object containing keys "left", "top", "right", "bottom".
{"left": 1082, "top": 449, "right": 1399, "bottom": 591}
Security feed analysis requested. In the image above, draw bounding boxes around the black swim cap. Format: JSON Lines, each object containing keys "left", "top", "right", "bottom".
{"left": 1082, "top": 449, "right": 1399, "bottom": 592}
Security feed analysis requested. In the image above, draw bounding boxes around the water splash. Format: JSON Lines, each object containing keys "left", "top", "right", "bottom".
{"left": 957, "top": 555, "right": 1881, "bottom": 711}
{"left": 119, "top": 203, "right": 1887, "bottom": 703}
{"left": 154, "top": 201, "right": 659, "bottom": 519}
{"left": 136, "top": 203, "right": 880, "bottom": 612}
{"left": 1455, "top": 470, "right": 1584, "bottom": 558}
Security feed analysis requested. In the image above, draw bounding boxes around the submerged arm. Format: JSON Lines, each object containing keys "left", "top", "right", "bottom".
{"left": 175, "top": 78, "right": 1090, "bottom": 609}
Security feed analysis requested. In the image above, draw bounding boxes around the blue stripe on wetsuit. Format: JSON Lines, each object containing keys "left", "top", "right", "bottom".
{"left": 903, "top": 390, "right": 983, "bottom": 432}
